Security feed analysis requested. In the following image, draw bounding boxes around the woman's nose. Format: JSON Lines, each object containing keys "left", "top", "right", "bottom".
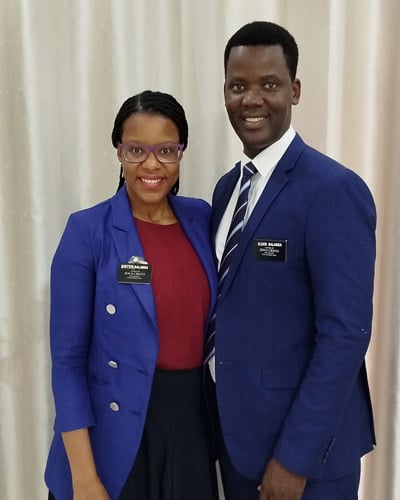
{"left": 142, "top": 151, "right": 161, "bottom": 168}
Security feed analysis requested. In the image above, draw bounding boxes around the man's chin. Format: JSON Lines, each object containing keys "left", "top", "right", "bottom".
{"left": 242, "top": 138, "right": 273, "bottom": 158}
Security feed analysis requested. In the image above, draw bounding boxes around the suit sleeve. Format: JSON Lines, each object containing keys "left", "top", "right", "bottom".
{"left": 273, "top": 168, "right": 376, "bottom": 476}
{"left": 50, "top": 214, "right": 97, "bottom": 432}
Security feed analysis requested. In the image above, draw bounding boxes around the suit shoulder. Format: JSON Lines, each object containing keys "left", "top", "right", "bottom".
{"left": 300, "top": 144, "right": 346, "bottom": 173}
{"left": 213, "top": 163, "right": 240, "bottom": 198}
{"left": 217, "top": 164, "right": 239, "bottom": 183}
{"left": 296, "top": 145, "right": 376, "bottom": 221}
{"left": 300, "top": 145, "right": 373, "bottom": 192}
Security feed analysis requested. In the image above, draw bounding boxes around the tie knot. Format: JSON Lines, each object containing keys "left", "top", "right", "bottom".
{"left": 242, "top": 161, "right": 258, "bottom": 179}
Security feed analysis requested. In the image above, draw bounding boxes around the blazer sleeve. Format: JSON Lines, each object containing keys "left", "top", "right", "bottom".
{"left": 50, "top": 213, "right": 97, "bottom": 432}
{"left": 273, "top": 167, "right": 376, "bottom": 476}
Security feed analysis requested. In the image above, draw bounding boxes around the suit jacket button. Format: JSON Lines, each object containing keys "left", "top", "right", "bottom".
{"left": 108, "top": 360, "right": 118, "bottom": 369}
{"left": 109, "top": 402, "right": 120, "bottom": 412}
{"left": 106, "top": 304, "right": 116, "bottom": 315}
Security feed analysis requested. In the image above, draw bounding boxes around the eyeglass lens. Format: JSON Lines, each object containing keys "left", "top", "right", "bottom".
{"left": 122, "top": 142, "right": 182, "bottom": 163}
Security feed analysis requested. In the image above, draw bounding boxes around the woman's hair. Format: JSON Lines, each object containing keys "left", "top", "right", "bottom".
{"left": 224, "top": 21, "right": 299, "bottom": 82}
{"left": 112, "top": 90, "right": 188, "bottom": 194}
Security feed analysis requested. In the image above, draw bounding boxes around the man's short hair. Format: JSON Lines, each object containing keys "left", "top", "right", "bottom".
{"left": 224, "top": 21, "right": 299, "bottom": 81}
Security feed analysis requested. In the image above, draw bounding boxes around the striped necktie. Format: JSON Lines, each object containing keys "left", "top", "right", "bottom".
{"left": 204, "top": 161, "right": 258, "bottom": 364}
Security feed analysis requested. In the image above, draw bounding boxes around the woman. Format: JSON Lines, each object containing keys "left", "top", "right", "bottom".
{"left": 45, "top": 91, "right": 219, "bottom": 500}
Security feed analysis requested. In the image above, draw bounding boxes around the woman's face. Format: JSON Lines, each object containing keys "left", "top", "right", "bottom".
{"left": 117, "top": 112, "right": 180, "bottom": 211}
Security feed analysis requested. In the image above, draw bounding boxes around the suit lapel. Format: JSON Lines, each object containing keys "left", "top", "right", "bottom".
{"left": 220, "top": 135, "right": 307, "bottom": 294}
{"left": 110, "top": 187, "right": 157, "bottom": 328}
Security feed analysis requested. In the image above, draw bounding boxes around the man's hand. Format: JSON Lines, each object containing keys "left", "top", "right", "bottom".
{"left": 258, "top": 457, "right": 307, "bottom": 500}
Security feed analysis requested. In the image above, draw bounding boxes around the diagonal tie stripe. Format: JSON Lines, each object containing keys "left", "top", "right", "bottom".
{"left": 204, "top": 161, "right": 258, "bottom": 364}
{"left": 217, "top": 161, "right": 258, "bottom": 293}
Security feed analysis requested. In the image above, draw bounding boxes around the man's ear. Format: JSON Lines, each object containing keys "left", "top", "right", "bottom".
{"left": 292, "top": 78, "right": 301, "bottom": 105}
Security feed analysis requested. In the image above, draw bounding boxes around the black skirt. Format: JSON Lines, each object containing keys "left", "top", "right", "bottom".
{"left": 118, "top": 367, "right": 218, "bottom": 500}
{"left": 49, "top": 368, "right": 218, "bottom": 500}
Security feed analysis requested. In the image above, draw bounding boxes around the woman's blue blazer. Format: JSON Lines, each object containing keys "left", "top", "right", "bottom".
{"left": 44, "top": 186, "right": 218, "bottom": 499}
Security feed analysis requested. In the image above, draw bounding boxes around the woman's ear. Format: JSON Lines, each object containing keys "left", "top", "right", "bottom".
{"left": 117, "top": 145, "right": 123, "bottom": 163}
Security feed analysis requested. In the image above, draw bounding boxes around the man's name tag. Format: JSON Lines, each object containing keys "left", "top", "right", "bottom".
{"left": 118, "top": 263, "right": 152, "bottom": 284}
{"left": 254, "top": 239, "right": 287, "bottom": 262}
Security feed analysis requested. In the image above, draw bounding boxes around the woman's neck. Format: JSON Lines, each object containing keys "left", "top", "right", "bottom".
{"left": 131, "top": 202, "right": 177, "bottom": 225}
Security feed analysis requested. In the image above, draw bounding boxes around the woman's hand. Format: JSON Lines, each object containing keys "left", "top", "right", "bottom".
{"left": 62, "top": 429, "right": 110, "bottom": 499}
{"left": 73, "top": 475, "right": 110, "bottom": 499}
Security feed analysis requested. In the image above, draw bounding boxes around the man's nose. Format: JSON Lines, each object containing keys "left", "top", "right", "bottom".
{"left": 242, "top": 88, "right": 264, "bottom": 106}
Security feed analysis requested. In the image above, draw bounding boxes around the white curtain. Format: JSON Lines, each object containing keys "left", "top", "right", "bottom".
{"left": 0, "top": 0, "right": 399, "bottom": 498}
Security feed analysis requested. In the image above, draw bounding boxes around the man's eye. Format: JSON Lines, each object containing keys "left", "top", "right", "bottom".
{"left": 129, "top": 146, "right": 143, "bottom": 154}
{"left": 231, "top": 83, "right": 245, "bottom": 92}
{"left": 264, "top": 82, "right": 277, "bottom": 90}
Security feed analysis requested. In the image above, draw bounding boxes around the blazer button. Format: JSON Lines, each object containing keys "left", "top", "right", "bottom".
{"left": 108, "top": 360, "right": 119, "bottom": 369}
{"left": 106, "top": 304, "right": 116, "bottom": 315}
{"left": 109, "top": 402, "right": 120, "bottom": 412}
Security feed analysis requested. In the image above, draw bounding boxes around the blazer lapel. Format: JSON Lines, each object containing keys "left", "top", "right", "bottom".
{"left": 169, "top": 195, "right": 218, "bottom": 322}
{"left": 110, "top": 187, "right": 157, "bottom": 328}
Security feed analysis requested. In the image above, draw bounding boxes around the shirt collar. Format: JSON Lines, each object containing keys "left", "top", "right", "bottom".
{"left": 240, "top": 126, "right": 296, "bottom": 177}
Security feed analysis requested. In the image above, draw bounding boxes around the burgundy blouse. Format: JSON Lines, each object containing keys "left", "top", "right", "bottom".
{"left": 135, "top": 218, "right": 210, "bottom": 369}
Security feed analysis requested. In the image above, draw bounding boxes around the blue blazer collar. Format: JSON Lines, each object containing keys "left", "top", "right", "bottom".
{"left": 110, "top": 187, "right": 196, "bottom": 231}
{"left": 109, "top": 187, "right": 217, "bottom": 329}
{"left": 109, "top": 187, "right": 156, "bottom": 326}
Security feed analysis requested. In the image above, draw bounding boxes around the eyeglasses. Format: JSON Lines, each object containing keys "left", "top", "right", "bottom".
{"left": 119, "top": 141, "right": 184, "bottom": 164}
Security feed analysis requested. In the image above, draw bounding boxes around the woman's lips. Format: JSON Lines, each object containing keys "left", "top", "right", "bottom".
{"left": 140, "top": 177, "right": 164, "bottom": 188}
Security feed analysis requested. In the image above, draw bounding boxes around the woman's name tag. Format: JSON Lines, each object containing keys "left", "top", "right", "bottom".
{"left": 118, "top": 256, "right": 152, "bottom": 284}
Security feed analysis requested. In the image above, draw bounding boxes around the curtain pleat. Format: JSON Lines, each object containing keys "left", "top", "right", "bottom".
{"left": 0, "top": 1, "right": 399, "bottom": 498}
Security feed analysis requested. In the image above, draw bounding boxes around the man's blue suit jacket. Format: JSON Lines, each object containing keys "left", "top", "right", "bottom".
{"left": 212, "top": 134, "right": 376, "bottom": 481}
{"left": 44, "top": 186, "right": 218, "bottom": 500}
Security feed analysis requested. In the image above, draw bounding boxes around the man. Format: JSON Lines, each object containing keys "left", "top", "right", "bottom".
{"left": 208, "top": 21, "right": 376, "bottom": 500}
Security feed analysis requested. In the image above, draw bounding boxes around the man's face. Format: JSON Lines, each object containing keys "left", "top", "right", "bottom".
{"left": 224, "top": 44, "right": 300, "bottom": 158}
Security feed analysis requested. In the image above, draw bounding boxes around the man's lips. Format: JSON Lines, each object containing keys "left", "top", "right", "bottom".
{"left": 241, "top": 115, "right": 268, "bottom": 128}
{"left": 244, "top": 116, "right": 265, "bottom": 123}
